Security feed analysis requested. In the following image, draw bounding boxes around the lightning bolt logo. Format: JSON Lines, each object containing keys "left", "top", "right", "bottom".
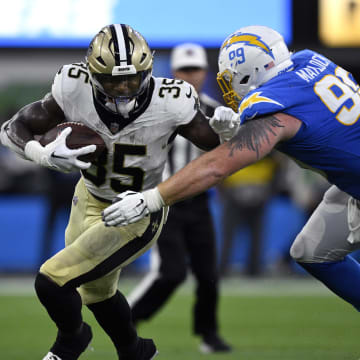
{"left": 239, "top": 92, "right": 284, "bottom": 114}
{"left": 222, "top": 33, "right": 274, "bottom": 59}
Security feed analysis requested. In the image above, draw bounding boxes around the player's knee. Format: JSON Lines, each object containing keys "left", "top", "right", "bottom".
{"left": 290, "top": 234, "right": 308, "bottom": 262}
{"left": 34, "top": 272, "right": 64, "bottom": 301}
{"left": 39, "top": 258, "right": 68, "bottom": 287}
{"left": 34, "top": 272, "right": 51, "bottom": 296}
{"left": 290, "top": 235, "right": 328, "bottom": 263}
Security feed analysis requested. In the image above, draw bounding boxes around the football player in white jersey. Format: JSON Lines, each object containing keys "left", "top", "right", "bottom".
{"left": 0, "top": 24, "right": 238, "bottom": 360}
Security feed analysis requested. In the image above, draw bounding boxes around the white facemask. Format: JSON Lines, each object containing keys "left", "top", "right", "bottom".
{"left": 105, "top": 98, "right": 136, "bottom": 118}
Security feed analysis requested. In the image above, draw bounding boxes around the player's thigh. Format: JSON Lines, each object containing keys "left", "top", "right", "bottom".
{"left": 41, "top": 180, "right": 165, "bottom": 288}
{"left": 41, "top": 219, "right": 151, "bottom": 285}
{"left": 64, "top": 177, "right": 107, "bottom": 247}
{"left": 290, "top": 185, "right": 360, "bottom": 262}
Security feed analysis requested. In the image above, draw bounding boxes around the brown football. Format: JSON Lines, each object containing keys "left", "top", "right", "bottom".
{"left": 39, "top": 122, "right": 106, "bottom": 162}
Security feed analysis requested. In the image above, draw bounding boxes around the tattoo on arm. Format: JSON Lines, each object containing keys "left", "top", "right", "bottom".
{"left": 227, "top": 115, "right": 284, "bottom": 158}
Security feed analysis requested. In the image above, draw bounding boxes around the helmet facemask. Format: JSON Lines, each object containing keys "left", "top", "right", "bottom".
{"left": 217, "top": 68, "right": 255, "bottom": 112}
{"left": 91, "top": 69, "right": 152, "bottom": 118}
{"left": 86, "top": 24, "right": 153, "bottom": 118}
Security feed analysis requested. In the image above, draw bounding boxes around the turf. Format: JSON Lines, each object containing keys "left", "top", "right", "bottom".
{"left": 0, "top": 280, "right": 360, "bottom": 360}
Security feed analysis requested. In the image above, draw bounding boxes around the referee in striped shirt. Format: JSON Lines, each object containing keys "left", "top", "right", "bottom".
{"left": 128, "top": 43, "right": 231, "bottom": 354}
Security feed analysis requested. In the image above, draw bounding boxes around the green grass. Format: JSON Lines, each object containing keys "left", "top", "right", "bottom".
{"left": 1, "top": 279, "right": 360, "bottom": 360}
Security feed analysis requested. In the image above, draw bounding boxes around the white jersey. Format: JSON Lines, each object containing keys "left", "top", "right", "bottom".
{"left": 163, "top": 92, "right": 221, "bottom": 180}
{"left": 51, "top": 63, "right": 198, "bottom": 200}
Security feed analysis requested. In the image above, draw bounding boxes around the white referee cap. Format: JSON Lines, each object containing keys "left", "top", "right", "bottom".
{"left": 170, "top": 43, "right": 208, "bottom": 71}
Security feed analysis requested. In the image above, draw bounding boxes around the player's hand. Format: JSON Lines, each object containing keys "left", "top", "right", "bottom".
{"left": 209, "top": 106, "right": 240, "bottom": 143}
{"left": 102, "top": 191, "right": 149, "bottom": 227}
{"left": 24, "top": 127, "right": 96, "bottom": 173}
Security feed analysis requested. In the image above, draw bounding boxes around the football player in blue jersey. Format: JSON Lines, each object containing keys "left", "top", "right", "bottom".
{"left": 103, "top": 25, "right": 360, "bottom": 320}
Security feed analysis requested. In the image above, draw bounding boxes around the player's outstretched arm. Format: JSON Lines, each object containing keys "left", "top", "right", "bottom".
{"left": 102, "top": 113, "right": 301, "bottom": 227}
{"left": 159, "top": 113, "right": 301, "bottom": 205}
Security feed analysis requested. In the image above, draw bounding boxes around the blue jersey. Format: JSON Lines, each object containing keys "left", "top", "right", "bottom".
{"left": 238, "top": 49, "right": 360, "bottom": 200}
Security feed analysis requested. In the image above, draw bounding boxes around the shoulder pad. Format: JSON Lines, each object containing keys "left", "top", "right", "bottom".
{"left": 153, "top": 77, "right": 199, "bottom": 126}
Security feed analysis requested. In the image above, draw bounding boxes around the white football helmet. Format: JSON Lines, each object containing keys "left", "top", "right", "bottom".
{"left": 86, "top": 24, "right": 153, "bottom": 117}
{"left": 217, "top": 25, "right": 293, "bottom": 111}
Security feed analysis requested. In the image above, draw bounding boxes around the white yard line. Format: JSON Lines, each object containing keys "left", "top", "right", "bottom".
{"left": 0, "top": 275, "right": 331, "bottom": 297}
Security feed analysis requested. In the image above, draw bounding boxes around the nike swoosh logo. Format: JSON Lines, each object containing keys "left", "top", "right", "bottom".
{"left": 246, "top": 112, "right": 258, "bottom": 120}
{"left": 51, "top": 152, "right": 67, "bottom": 160}
{"left": 186, "top": 87, "right": 192, "bottom": 98}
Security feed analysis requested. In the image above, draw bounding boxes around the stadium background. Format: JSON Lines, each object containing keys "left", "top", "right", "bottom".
{"left": 2, "top": 0, "right": 360, "bottom": 274}
{"left": 1, "top": 1, "right": 360, "bottom": 359}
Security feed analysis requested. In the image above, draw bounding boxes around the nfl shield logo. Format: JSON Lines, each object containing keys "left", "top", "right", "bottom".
{"left": 110, "top": 122, "right": 120, "bottom": 134}
{"left": 72, "top": 196, "right": 79, "bottom": 206}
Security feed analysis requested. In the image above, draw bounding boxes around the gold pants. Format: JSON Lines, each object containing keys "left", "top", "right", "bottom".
{"left": 40, "top": 177, "right": 165, "bottom": 305}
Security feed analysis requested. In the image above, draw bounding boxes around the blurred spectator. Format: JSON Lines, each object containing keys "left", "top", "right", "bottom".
{"left": 128, "top": 43, "right": 231, "bottom": 354}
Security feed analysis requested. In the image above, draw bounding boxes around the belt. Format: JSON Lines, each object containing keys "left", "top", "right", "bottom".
{"left": 88, "top": 191, "right": 113, "bottom": 204}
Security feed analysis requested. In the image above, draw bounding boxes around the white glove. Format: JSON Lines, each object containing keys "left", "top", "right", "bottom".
{"left": 209, "top": 106, "right": 240, "bottom": 143}
{"left": 24, "top": 127, "right": 96, "bottom": 173}
{"left": 102, "top": 188, "right": 165, "bottom": 227}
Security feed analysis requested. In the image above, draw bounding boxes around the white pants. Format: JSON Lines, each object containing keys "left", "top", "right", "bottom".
{"left": 290, "top": 185, "right": 360, "bottom": 263}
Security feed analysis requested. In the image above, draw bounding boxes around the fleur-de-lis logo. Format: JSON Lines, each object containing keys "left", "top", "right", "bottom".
{"left": 152, "top": 220, "right": 159, "bottom": 234}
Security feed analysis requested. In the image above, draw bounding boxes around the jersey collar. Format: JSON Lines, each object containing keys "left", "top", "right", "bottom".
{"left": 92, "top": 77, "right": 155, "bottom": 134}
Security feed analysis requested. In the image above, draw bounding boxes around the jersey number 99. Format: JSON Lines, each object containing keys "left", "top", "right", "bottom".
{"left": 314, "top": 67, "right": 360, "bottom": 126}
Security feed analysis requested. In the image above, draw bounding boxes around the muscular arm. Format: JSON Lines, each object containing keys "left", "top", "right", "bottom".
{"left": 177, "top": 109, "right": 220, "bottom": 151}
{"left": 4, "top": 93, "right": 65, "bottom": 150}
{"left": 158, "top": 113, "right": 302, "bottom": 205}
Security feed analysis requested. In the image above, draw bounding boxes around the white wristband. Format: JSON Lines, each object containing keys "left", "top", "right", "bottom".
{"left": 143, "top": 187, "right": 165, "bottom": 213}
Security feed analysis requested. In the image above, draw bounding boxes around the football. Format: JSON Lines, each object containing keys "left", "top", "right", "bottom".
{"left": 39, "top": 122, "right": 106, "bottom": 163}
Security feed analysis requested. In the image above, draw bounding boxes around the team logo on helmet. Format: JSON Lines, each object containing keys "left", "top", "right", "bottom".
{"left": 221, "top": 33, "right": 274, "bottom": 60}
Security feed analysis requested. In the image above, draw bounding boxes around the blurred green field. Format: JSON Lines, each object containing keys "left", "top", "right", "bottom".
{"left": 0, "top": 277, "right": 360, "bottom": 360}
